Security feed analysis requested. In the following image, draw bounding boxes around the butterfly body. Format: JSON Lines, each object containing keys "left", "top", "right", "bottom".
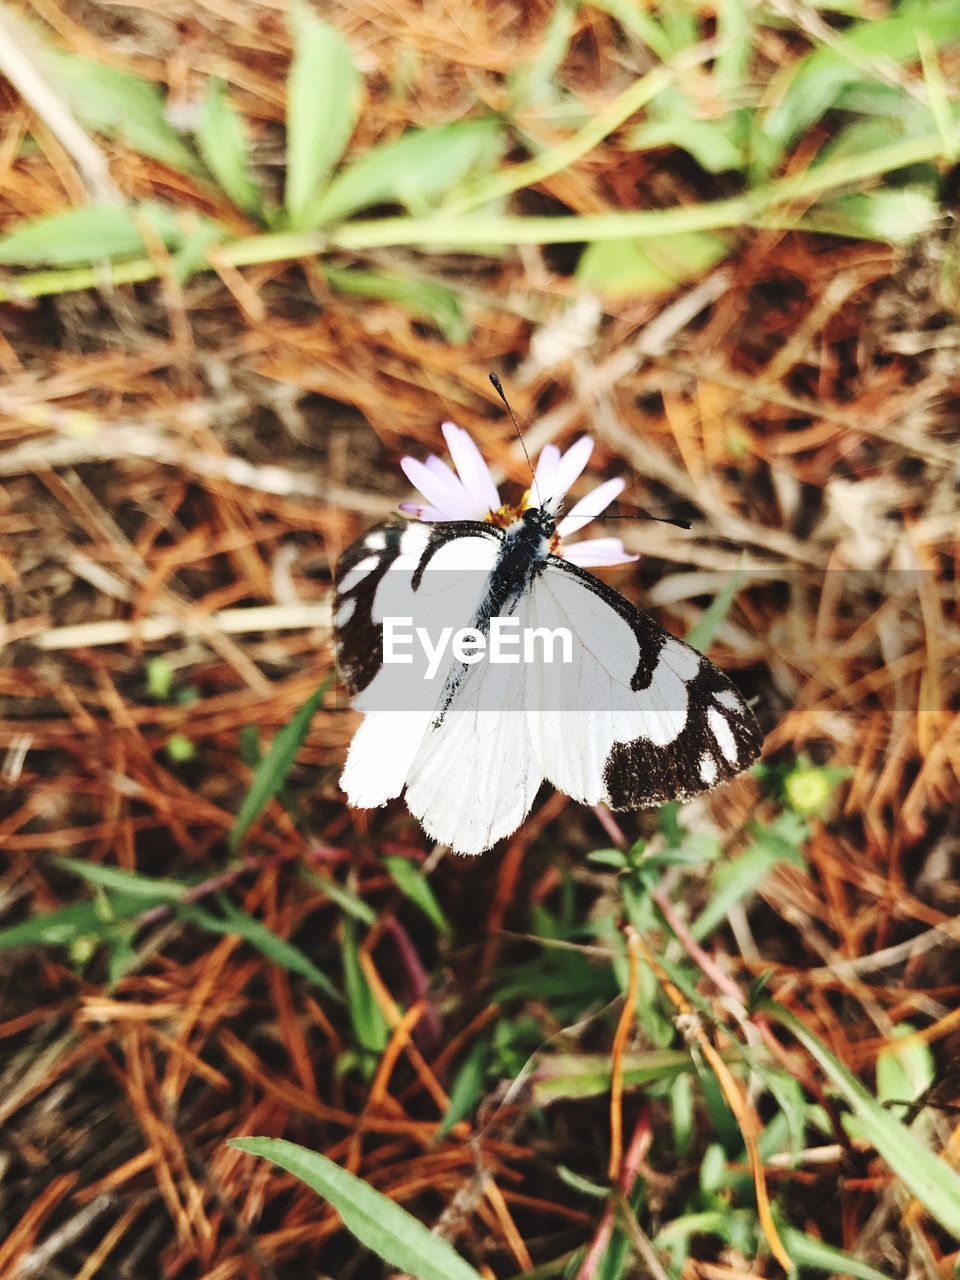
{"left": 335, "top": 506, "right": 763, "bottom": 855}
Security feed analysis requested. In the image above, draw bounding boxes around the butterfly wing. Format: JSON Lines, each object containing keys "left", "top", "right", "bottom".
{"left": 335, "top": 520, "right": 429, "bottom": 698}
{"left": 335, "top": 519, "right": 517, "bottom": 824}
{"left": 527, "top": 556, "right": 762, "bottom": 808}
{"left": 335, "top": 518, "right": 762, "bottom": 850}
{"left": 403, "top": 644, "right": 542, "bottom": 855}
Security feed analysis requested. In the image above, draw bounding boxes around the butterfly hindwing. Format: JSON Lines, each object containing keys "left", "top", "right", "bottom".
{"left": 529, "top": 555, "right": 763, "bottom": 809}
{"left": 404, "top": 639, "right": 541, "bottom": 853}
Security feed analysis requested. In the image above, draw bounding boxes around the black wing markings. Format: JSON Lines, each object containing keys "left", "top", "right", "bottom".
{"left": 334, "top": 519, "right": 505, "bottom": 698}
{"left": 543, "top": 554, "right": 763, "bottom": 807}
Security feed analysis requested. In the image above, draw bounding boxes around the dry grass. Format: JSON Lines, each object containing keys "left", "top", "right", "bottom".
{"left": 1, "top": 1, "right": 959, "bottom": 1277}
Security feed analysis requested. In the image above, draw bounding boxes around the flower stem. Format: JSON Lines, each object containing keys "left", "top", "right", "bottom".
{"left": 0, "top": 133, "right": 944, "bottom": 303}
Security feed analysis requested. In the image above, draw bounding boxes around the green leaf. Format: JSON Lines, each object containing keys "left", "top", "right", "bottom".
{"left": 302, "top": 870, "right": 377, "bottom": 925}
{"left": 655, "top": 1207, "right": 755, "bottom": 1254}
{"left": 438, "top": 1042, "right": 487, "bottom": 1137}
{"left": 146, "top": 655, "right": 174, "bottom": 701}
{"left": 229, "top": 1137, "right": 484, "bottom": 1280}
{"left": 670, "top": 1072, "right": 694, "bottom": 1157}
{"left": 685, "top": 570, "right": 744, "bottom": 653}
{"left": 532, "top": 1048, "right": 699, "bottom": 1105}
{"left": 659, "top": 0, "right": 699, "bottom": 55}
{"left": 778, "top": 1226, "right": 894, "bottom": 1280}
{"left": 325, "top": 266, "right": 470, "bottom": 342}
{"left": 587, "top": 0, "right": 674, "bottom": 61}
{"left": 341, "top": 918, "right": 388, "bottom": 1056}
{"left": 629, "top": 118, "right": 744, "bottom": 173}
{"left": 814, "top": 99, "right": 935, "bottom": 167}
{"left": 0, "top": 893, "right": 148, "bottom": 950}
{"left": 556, "top": 1166, "right": 609, "bottom": 1199}
{"left": 586, "top": 847, "right": 628, "bottom": 868}
{"left": 197, "top": 79, "right": 260, "bottom": 215}
{"left": 284, "top": 6, "right": 360, "bottom": 228}
{"left": 917, "top": 29, "right": 958, "bottom": 162}
{"left": 576, "top": 231, "right": 729, "bottom": 297}
{"left": 229, "top": 678, "right": 330, "bottom": 851}
{"left": 691, "top": 811, "right": 808, "bottom": 941}
{"left": 180, "top": 896, "right": 340, "bottom": 1001}
{"left": 639, "top": 830, "right": 722, "bottom": 874}
{"left": 169, "top": 217, "right": 227, "bottom": 283}
{"left": 804, "top": 187, "right": 940, "bottom": 244}
{"left": 691, "top": 836, "right": 795, "bottom": 941}
{"left": 40, "top": 47, "right": 198, "bottom": 173}
{"left": 165, "top": 732, "right": 195, "bottom": 763}
{"left": 0, "top": 203, "right": 201, "bottom": 267}
{"left": 875, "top": 1024, "right": 936, "bottom": 1112}
{"left": 55, "top": 857, "right": 190, "bottom": 901}
{"left": 383, "top": 856, "right": 450, "bottom": 935}
{"left": 312, "top": 120, "right": 502, "bottom": 226}
{"left": 769, "top": 1004, "right": 960, "bottom": 1236}
{"left": 713, "top": 0, "right": 752, "bottom": 103}
{"left": 761, "top": 2, "right": 960, "bottom": 167}
{"left": 508, "top": 0, "right": 578, "bottom": 107}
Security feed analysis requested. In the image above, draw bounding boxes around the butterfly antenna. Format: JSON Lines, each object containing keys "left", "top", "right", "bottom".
{"left": 600, "top": 511, "right": 692, "bottom": 530}
{"left": 489, "top": 372, "right": 543, "bottom": 509}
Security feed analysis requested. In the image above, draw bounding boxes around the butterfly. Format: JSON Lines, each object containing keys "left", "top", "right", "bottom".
{"left": 334, "top": 422, "right": 763, "bottom": 856}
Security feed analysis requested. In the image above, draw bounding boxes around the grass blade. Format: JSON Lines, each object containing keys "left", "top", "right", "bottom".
{"left": 230, "top": 1138, "right": 484, "bottom": 1280}
{"left": 180, "top": 897, "right": 341, "bottom": 1002}
{"left": 341, "top": 918, "right": 388, "bottom": 1056}
{"left": 532, "top": 1049, "right": 701, "bottom": 1105}
{"left": 760, "top": 0, "right": 960, "bottom": 167}
{"left": 0, "top": 896, "right": 147, "bottom": 950}
{"left": 228, "top": 678, "right": 330, "bottom": 851}
{"left": 383, "top": 856, "right": 450, "bottom": 935}
{"left": 685, "top": 569, "right": 745, "bottom": 653}
{"left": 779, "top": 1227, "right": 894, "bottom": 1280}
{"left": 325, "top": 266, "right": 470, "bottom": 342}
{"left": 55, "top": 858, "right": 189, "bottom": 901}
{"left": 769, "top": 1004, "right": 960, "bottom": 1236}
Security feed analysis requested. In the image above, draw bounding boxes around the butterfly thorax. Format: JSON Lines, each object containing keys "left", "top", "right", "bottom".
{"left": 483, "top": 506, "right": 555, "bottom": 617}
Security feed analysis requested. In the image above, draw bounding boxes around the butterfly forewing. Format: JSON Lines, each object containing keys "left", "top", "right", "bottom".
{"left": 334, "top": 521, "right": 416, "bottom": 697}
{"left": 334, "top": 518, "right": 503, "bottom": 700}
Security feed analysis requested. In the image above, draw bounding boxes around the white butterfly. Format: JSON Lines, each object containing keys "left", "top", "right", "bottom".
{"left": 335, "top": 424, "right": 762, "bottom": 855}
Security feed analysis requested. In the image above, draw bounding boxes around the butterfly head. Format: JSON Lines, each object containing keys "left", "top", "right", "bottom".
{"left": 521, "top": 503, "right": 557, "bottom": 539}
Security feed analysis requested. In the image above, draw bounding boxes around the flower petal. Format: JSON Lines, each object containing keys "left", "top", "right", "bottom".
{"left": 424, "top": 454, "right": 468, "bottom": 498}
{"left": 400, "top": 455, "right": 475, "bottom": 518}
{"left": 531, "top": 444, "right": 560, "bottom": 506}
{"left": 441, "top": 421, "right": 501, "bottom": 514}
{"left": 561, "top": 536, "right": 639, "bottom": 567}
{"left": 557, "top": 477, "right": 626, "bottom": 536}
{"left": 551, "top": 436, "right": 595, "bottom": 500}
{"left": 399, "top": 500, "right": 447, "bottom": 521}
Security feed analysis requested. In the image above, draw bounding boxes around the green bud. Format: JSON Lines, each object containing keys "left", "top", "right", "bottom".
{"left": 165, "top": 733, "right": 195, "bottom": 763}
{"left": 785, "top": 765, "right": 832, "bottom": 814}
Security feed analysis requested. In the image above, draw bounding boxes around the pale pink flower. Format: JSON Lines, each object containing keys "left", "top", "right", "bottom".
{"left": 399, "top": 422, "right": 637, "bottom": 567}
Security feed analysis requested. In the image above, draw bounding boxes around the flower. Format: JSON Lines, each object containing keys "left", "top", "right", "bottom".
{"left": 399, "top": 422, "right": 637, "bottom": 568}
